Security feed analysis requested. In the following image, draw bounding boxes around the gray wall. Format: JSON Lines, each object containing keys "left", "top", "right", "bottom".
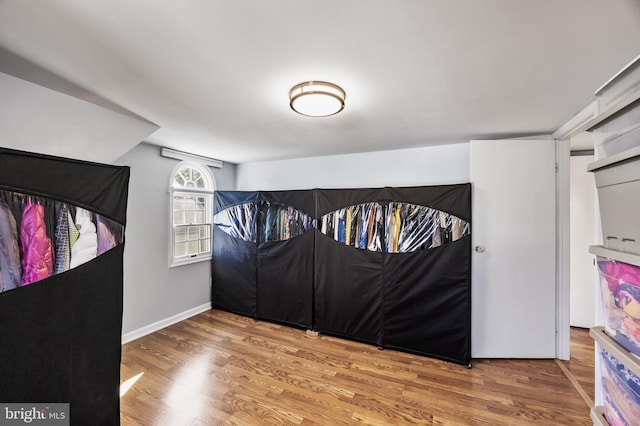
{"left": 115, "top": 142, "right": 236, "bottom": 336}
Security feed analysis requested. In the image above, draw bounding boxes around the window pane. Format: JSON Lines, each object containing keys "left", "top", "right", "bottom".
{"left": 188, "top": 227, "right": 199, "bottom": 240}
{"left": 175, "top": 241, "right": 188, "bottom": 257}
{"left": 185, "top": 211, "right": 203, "bottom": 224}
{"left": 187, "top": 241, "right": 199, "bottom": 254}
{"left": 200, "top": 239, "right": 210, "bottom": 253}
{"left": 175, "top": 227, "right": 187, "bottom": 242}
{"left": 199, "top": 226, "right": 210, "bottom": 239}
{"left": 183, "top": 197, "right": 196, "bottom": 209}
{"left": 174, "top": 211, "right": 185, "bottom": 225}
{"left": 172, "top": 164, "right": 212, "bottom": 191}
{"left": 185, "top": 211, "right": 195, "bottom": 224}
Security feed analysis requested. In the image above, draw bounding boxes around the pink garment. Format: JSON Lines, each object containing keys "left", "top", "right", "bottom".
{"left": 598, "top": 257, "right": 640, "bottom": 293}
{"left": 20, "top": 201, "right": 54, "bottom": 285}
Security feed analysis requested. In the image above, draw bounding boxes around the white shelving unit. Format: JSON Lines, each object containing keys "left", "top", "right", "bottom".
{"left": 585, "top": 53, "right": 640, "bottom": 425}
{"left": 588, "top": 325, "right": 640, "bottom": 425}
{"left": 590, "top": 326, "right": 640, "bottom": 378}
{"left": 557, "top": 53, "right": 640, "bottom": 145}
{"left": 590, "top": 405, "right": 607, "bottom": 426}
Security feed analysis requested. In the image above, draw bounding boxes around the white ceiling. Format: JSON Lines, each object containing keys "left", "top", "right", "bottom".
{"left": 0, "top": 0, "right": 639, "bottom": 164}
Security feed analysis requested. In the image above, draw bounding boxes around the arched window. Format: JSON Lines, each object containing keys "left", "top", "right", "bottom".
{"left": 169, "top": 161, "right": 216, "bottom": 267}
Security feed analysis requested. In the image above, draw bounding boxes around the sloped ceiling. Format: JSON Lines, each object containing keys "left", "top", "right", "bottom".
{"left": 0, "top": 0, "right": 639, "bottom": 163}
{"left": 0, "top": 71, "right": 159, "bottom": 163}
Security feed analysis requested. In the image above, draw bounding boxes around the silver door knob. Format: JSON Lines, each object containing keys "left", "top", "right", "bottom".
{"left": 474, "top": 245, "right": 485, "bottom": 253}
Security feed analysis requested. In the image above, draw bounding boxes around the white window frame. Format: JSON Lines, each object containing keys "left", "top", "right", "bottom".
{"left": 168, "top": 161, "right": 216, "bottom": 267}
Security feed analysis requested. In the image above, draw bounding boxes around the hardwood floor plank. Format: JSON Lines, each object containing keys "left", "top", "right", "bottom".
{"left": 560, "top": 327, "right": 595, "bottom": 403}
{"left": 120, "top": 310, "right": 594, "bottom": 425}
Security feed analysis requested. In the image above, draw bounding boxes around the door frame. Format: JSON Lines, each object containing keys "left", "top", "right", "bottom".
{"left": 556, "top": 139, "right": 570, "bottom": 360}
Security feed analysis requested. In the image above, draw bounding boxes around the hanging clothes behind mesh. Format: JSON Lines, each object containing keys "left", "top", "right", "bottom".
{"left": 70, "top": 207, "right": 97, "bottom": 269}
{"left": 53, "top": 202, "right": 71, "bottom": 274}
{"left": 96, "top": 214, "right": 118, "bottom": 256}
{"left": 20, "top": 199, "right": 54, "bottom": 285}
{"left": 0, "top": 197, "right": 22, "bottom": 292}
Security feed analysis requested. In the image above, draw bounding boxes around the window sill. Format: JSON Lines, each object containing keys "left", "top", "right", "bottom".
{"left": 169, "top": 255, "right": 212, "bottom": 268}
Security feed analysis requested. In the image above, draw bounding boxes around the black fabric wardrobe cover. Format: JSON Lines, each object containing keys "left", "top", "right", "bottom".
{"left": 256, "top": 190, "right": 314, "bottom": 328}
{"left": 381, "top": 185, "right": 472, "bottom": 365}
{"left": 0, "top": 148, "right": 129, "bottom": 224}
{"left": 314, "top": 184, "right": 472, "bottom": 365}
{"left": 0, "top": 148, "right": 129, "bottom": 425}
{"left": 383, "top": 236, "right": 471, "bottom": 364}
{"left": 314, "top": 234, "right": 384, "bottom": 344}
{"left": 212, "top": 191, "right": 259, "bottom": 317}
{"left": 213, "top": 184, "right": 472, "bottom": 366}
{"left": 314, "top": 187, "right": 386, "bottom": 344}
{"left": 212, "top": 190, "right": 315, "bottom": 328}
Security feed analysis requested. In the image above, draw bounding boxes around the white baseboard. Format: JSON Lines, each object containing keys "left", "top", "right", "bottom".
{"left": 121, "top": 302, "right": 211, "bottom": 344}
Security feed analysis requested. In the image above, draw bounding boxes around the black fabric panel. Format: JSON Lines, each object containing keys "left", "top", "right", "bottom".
{"left": 0, "top": 246, "right": 123, "bottom": 425}
{"left": 257, "top": 189, "right": 316, "bottom": 217}
{"left": 214, "top": 190, "right": 258, "bottom": 211}
{"left": 382, "top": 184, "right": 471, "bottom": 221}
{"left": 383, "top": 236, "right": 471, "bottom": 365}
{"left": 314, "top": 232, "right": 383, "bottom": 344}
{"left": 211, "top": 227, "right": 257, "bottom": 317}
{"left": 0, "top": 148, "right": 130, "bottom": 225}
{"left": 314, "top": 187, "right": 382, "bottom": 217}
{"left": 257, "top": 230, "right": 314, "bottom": 328}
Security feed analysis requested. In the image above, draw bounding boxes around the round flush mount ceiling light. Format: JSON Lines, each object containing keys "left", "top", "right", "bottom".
{"left": 289, "top": 81, "right": 345, "bottom": 117}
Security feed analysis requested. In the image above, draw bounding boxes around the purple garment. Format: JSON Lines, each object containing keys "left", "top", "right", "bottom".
{"left": 20, "top": 201, "right": 54, "bottom": 286}
{"left": 0, "top": 198, "right": 22, "bottom": 292}
{"left": 96, "top": 215, "right": 117, "bottom": 256}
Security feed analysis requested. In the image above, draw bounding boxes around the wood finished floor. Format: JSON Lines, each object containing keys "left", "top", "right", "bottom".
{"left": 120, "top": 310, "right": 595, "bottom": 425}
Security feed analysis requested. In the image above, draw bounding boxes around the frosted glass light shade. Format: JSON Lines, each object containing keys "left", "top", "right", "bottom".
{"left": 289, "top": 81, "right": 345, "bottom": 117}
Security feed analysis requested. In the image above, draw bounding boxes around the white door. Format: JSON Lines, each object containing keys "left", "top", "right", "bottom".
{"left": 471, "top": 139, "right": 557, "bottom": 358}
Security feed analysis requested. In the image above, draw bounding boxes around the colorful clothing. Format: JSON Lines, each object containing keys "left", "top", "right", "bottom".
{"left": 54, "top": 202, "right": 70, "bottom": 274}
{"left": 70, "top": 207, "right": 97, "bottom": 268}
{"left": 0, "top": 198, "right": 22, "bottom": 292}
{"left": 20, "top": 201, "right": 54, "bottom": 285}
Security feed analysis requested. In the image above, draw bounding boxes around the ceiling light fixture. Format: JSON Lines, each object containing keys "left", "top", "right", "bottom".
{"left": 289, "top": 81, "right": 345, "bottom": 117}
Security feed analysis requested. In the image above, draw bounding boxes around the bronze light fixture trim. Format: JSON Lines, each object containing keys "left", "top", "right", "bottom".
{"left": 289, "top": 81, "right": 346, "bottom": 117}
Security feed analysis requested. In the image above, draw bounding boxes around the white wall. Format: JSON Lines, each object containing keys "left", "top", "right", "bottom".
{"left": 115, "top": 142, "right": 236, "bottom": 340}
{"left": 237, "top": 143, "right": 470, "bottom": 190}
{"left": 569, "top": 154, "right": 597, "bottom": 327}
